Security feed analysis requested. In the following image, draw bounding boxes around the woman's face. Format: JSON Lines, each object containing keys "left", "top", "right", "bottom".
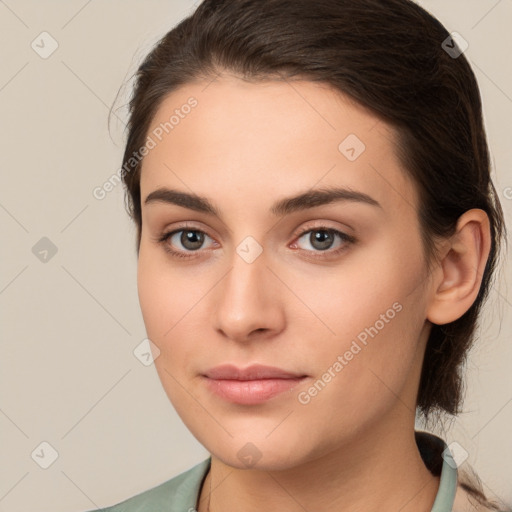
{"left": 137, "top": 76, "right": 436, "bottom": 469}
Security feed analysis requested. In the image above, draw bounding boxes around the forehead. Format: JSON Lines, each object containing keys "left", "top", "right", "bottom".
{"left": 139, "top": 76, "right": 419, "bottom": 218}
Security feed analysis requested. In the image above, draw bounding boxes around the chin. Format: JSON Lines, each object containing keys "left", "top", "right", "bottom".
{"left": 195, "top": 429, "right": 316, "bottom": 472}
{"left": 211, "top": 448, "right": 301, "bottom": 472}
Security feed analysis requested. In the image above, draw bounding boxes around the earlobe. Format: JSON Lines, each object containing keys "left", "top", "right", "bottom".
{"left": 426, "top": 209, "right": 491, "bottom": 326}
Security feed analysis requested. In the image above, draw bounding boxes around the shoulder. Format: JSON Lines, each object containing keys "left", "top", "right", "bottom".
{"left": 82, "top": 458, "right": 211, "bottom": 512}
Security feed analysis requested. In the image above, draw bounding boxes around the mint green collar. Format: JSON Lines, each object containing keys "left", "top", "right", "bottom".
{"left": 431, "top": 442, "right": 458, "bottom": 511}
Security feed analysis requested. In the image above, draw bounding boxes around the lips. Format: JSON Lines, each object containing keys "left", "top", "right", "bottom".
{"left": 202, "top": 364, "right": 308, "bottom": 405}
{"left": 204, "top": 364, "right": 306, "bottom": 380}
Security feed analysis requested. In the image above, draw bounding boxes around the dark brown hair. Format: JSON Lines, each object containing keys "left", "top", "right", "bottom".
{"left": 116, "top": 0, "right": 508, "bottom": 508}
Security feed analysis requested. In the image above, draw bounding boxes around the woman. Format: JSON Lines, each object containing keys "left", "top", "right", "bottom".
{"left": 90, "top": 0, "right": 510, "bottom": 510}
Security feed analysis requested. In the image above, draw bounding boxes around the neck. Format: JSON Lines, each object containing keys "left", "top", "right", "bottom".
{"left": 198, "top": 414, "right": 440, "bottom": 512}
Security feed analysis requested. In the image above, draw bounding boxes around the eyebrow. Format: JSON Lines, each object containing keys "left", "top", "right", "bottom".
{"left": 143, "top": 186, "right": 382, "bottom": 217}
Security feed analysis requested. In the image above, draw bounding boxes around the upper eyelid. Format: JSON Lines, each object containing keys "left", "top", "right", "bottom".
{"left": 164, "top": 221, "right": 351, "bottom": 239}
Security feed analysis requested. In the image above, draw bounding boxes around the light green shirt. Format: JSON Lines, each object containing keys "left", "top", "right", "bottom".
{"left": 87, "top": 431, "right": 457, "bottom": 511}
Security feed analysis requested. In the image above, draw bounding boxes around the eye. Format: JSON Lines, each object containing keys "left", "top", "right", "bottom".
{"left": 155, "top": 224, "right": 356, "bottom": 260}
{"left": 157, "top": 227, "right": 216, "bottom": 259}
{"left": 292, "top": 226, "right": 355, "bottom": 257}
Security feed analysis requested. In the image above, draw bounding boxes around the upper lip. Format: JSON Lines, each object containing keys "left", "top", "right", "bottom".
{"left": 203, "top": 364, "right": 306, "bottom": 380}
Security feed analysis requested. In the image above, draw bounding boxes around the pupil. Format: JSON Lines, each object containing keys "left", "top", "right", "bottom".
{"left": 182, "top": 230, "right": 203, "bottom": 250}
{"left": 312, "top": 230, "right": 333, "bottom": 250}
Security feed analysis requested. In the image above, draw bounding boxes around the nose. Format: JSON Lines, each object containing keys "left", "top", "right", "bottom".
{"left": 213, "top": 248, "right": 285, "bottom": 344}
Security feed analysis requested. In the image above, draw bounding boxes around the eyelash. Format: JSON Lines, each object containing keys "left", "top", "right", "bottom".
{"left": 156, "top": 223, "right": 356, "bottom": 261}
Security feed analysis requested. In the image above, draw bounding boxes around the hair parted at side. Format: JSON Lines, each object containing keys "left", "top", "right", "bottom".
{"left": 116, "top": 0, "right": 507, "bottom": 507}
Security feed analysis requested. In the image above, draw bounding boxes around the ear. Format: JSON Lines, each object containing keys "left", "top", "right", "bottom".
{"left": 426, "top": 209, "right": 491, "bottom": 325}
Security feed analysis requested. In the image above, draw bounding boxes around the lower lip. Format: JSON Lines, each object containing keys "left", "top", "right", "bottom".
{"left": 203, "top": 377, "right": 307, "bottom": 405}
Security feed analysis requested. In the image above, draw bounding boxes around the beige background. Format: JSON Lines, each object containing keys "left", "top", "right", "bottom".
{"left": 0, "top": 1, "right": 511, "bottom": 510}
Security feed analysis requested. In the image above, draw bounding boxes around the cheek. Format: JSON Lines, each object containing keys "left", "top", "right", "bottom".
{"left": 137, "top": 254, "right": 199, "bottom": 412}
{"left": 294, "top": 238, "right": 428, "bottom": 399}
{"left": 137, "top": 249, "right": 187, "bottom": 367}
{"left": 137, "top": 256, "right": 168, "bottom": 340}
{"left": 137, "top": 245, "right": 194, "bottom": 334}
{"left": 137, "top": 246, "right": 212, "bottom": 372}
{"left": 293, "top": 236, "right": 425, "bottom": 348}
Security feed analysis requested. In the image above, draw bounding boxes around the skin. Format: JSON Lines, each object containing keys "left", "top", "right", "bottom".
{"left": 137, "top": 74, "right": 491, "bottom": 512}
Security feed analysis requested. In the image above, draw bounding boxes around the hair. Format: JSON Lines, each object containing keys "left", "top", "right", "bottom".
{"left": 115, "top": 0, "right": 508, "bottom": 508}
